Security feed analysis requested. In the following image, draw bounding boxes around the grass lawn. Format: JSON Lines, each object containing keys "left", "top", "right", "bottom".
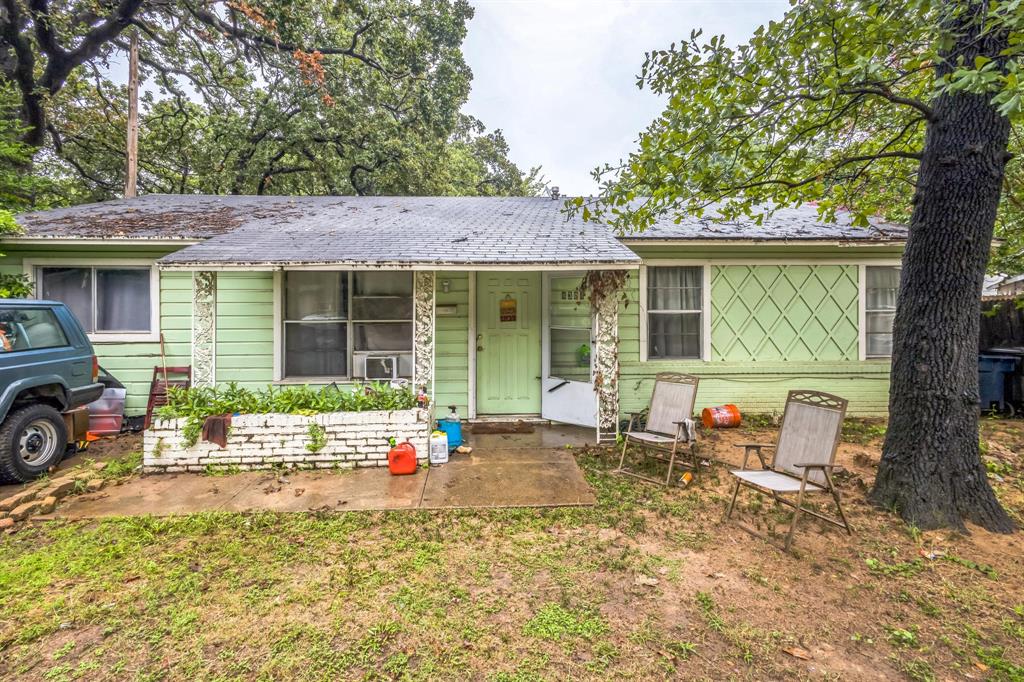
{"left": 1, "top": 419, "right": 1023, "bottom": 681}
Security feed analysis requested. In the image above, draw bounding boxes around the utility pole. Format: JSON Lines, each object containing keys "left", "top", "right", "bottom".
{"left": 125, "top": 30, "right": 139, "bottom": 198}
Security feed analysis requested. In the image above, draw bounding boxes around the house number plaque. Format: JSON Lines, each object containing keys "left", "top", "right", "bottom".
{"left": 499, "top": 295, "right": 517, "bottom": 322}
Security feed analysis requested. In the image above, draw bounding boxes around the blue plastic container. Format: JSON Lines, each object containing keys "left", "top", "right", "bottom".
{"left": 979, "top": 354, "right": 1017, "bottom": 413}
{"left": 436, "top": 405, "right": 463, "bottom": 451}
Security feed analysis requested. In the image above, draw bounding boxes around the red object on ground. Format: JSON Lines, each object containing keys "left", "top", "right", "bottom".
{"left": 388, "top": 442, "right": 418, "bottom": 475}
{"left": 701, "top": 404, "right": 742, "bottom": 429}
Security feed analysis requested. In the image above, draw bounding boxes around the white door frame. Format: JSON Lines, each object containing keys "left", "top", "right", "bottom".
{"left": 541, "top": 271, "right": 598, "bottom": 430}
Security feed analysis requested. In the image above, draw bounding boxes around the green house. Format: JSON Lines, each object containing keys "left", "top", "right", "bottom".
{"left": 3, "top": 195, "right": 906, "bottom": 440}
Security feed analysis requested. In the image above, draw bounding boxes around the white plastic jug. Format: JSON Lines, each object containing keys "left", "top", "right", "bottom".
{"left": 429, "top": 431, "right": 449, "bottom": 465}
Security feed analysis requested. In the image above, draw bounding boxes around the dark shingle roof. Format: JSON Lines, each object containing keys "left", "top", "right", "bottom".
{"left": 157, "top": 196, "right": 639, "bottom": 266}
{"left": 619, "top": 204, "right": 907, "bottom": 241}
{"left": 12, "top": 195, "right": 279, "bottom": 239}
{"left": 10, "top": 195, "right": 907, "bottom": 266}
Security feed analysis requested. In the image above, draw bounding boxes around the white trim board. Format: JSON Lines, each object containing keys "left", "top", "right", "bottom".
{"left": 640, "top": 258, "right": 903, "bottom": 266}
{"left": 23, "top": 257, "right": 161, "bottom": 343}
{"left": 620, "top": 239, "right": 906, "bottom": 247}
{"left": 467, "top": 272, "right": 477, "bottom": 419}
{"left": 3, "top": 237, "right": 202, "bottom": 247}
{"left": 159, "top": 262, "right": 641, "bottom": 273}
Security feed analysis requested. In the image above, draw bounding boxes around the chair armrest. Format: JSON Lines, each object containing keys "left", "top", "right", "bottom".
{"left": 673, "top": 419, "right": 697, "bottom": 443}
{"left": 732, "top": 443, "right": 774, "bottom": 470}
{"left": 793, "top": 463, "right": 843, "bottom": 470}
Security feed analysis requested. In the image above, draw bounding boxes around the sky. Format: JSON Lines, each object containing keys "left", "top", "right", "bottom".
{"left": 461, "top": 0, "right": 790, "bottom": 195}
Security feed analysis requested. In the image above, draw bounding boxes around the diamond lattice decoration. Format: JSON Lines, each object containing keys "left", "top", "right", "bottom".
{"left": 710, "top": 265, "right": 859, "bottom": 362}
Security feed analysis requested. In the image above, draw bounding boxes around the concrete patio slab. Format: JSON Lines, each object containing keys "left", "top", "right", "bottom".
{"left": 218, "top": 469, "right": 424, "bottom": 513}
{"left": 38, "top": 425, "right": 596, "bottom": 520}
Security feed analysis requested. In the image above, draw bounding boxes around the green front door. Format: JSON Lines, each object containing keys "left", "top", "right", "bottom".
{"left": 476, "top": 272, "right": 541, "bottom": 414}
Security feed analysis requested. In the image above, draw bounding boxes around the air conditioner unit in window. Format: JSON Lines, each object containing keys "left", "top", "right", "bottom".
{"left": 354, "top": 353, "right": 399, "bottom": 380}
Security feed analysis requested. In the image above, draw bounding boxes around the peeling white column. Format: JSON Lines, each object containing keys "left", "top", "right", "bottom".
{"left": 592, "top": 272, "right": 623, "bottom": 440}
{"left": 192, "top": 271, "right": 216, "bottom": 386}
{"left": 413, "top": 271, "right": 435, "bottom": 397}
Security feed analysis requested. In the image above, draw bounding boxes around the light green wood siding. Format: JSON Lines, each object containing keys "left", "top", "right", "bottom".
{"left": 434, "top": 272, "right": 470, "bottom": 416}
{"left": 99, "top": 271, "right": 191, "bottom": 414}
{"left": 215, "top": 272, "right": 274, "bottom": 387}
{"left": 0, "top": 245, "right": 191, "bottom": 414}
{"left": 620, "top": 249, "right": 899, "bottom": 417}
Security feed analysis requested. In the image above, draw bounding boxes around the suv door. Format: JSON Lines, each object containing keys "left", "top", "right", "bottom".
{"left": 0, "top": 305, "right": 83, "bottom": 380}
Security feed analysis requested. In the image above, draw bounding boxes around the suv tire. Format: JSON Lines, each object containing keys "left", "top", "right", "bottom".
{"left": 0, "top": 404, "right": 68, "bottom": 483}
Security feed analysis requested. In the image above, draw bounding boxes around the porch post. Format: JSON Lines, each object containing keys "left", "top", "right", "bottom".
{"left": 413, "top": 271, "right": 436, "bottom": 399}
{"left": 592, "top": 273, "right": 621, "bottom": 441}
{"left": 192, "top": 271, "right": 217, "bottom": 386}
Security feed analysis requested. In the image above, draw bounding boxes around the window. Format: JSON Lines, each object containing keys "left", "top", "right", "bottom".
{"left": 865, "top": 265, "right": 901, "bottom": 358}
{"left": 0, "top": 307, "right": 68, "bottom": 353}
{"left": 35, "top": 265, "right": 154, "bottom": 339}
{"left": 282, "top": 271, "right": 414, "bottom": 379}
{"left": 646, "top": 266, "right": 704, "bottom": 359}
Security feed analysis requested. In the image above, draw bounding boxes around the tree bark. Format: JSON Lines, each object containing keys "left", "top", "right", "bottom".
{"left": 870, "top": 0, "right": 1015, "bottom": 533}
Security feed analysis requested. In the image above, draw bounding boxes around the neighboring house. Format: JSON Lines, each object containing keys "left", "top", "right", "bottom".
{"left": 983, "top": 273, "right": 1024, "bottom": 300}
{"left": 3, "top": 195, "right": 907, "bottom": 440}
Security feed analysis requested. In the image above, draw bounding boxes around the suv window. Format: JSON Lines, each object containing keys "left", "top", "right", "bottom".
{"left": 0, "top": 308, "right": 69, "bottom": 353}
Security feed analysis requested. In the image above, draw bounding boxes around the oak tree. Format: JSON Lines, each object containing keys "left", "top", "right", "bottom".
{"left": 2, "top": 0, "right": 542, "bottom": 198}
{"left": 583, "top": 0, "right": 1022, "bottom": 532}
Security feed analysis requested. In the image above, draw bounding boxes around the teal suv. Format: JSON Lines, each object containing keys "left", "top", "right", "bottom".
{"left": 0, "top": 300, "right": 103, "bottom": 482}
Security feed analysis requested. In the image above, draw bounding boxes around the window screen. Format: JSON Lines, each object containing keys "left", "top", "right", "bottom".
{"left": 39, "top": 266, "right": 152, "bottom": 334}
{"left": 865, "top": 266, "right": 900, "bottom": 357}
{"left": 282, "top": 271, "right": 414, "bottom": 379}
{"left": 647, "top": 266, "right": 703, "bottom": 359}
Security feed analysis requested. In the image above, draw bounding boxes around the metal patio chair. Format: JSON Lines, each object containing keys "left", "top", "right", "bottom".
{"left": 725, "top": 389, "right": 853, "bottom": 551}
{"left": 614, "top": 372, "right": 700, "bottom": 486}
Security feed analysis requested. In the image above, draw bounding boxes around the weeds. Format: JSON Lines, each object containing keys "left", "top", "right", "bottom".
{"left": 305, "top": 423, "right": 327, "bottom": 453}
{"left": 865, "top": 557, "right": 925, "bottom": 577}
{"left": 886, "top": 625, "right": 920, "bottom": 648}
{"left": 696, "top": 592, "right": 725, "bottom": 632}
{"left": 523, "top": 603, "right": 608, "bottom": 642}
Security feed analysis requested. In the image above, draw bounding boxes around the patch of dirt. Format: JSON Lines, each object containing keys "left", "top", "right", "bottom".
{"left": 0, "top": 422, "right": 1022, "bottom": 680}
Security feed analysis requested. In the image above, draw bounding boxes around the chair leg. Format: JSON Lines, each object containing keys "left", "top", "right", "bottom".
{"left": 784, "top": 480, "right": 810, "bottom": 552}
{"left": 617, "top": 437, "right": 629, "bottom": 471}
{"left": 725, "top": 478, "right": 742, "bottom": 520}
{"left": 664, "top": 440, "right": 678, "bottom": 485}
{"left": 828, "top": 479, "right": 853, "bottom": 535}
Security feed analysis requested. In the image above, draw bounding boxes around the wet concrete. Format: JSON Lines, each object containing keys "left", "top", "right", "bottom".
{"left": 40, "top": 424, "right": 596, "bottom": 520}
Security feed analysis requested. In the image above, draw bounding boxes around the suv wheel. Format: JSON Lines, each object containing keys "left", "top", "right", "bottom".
{"left": 0, "top": 404, "right": 68, "bottom": 483}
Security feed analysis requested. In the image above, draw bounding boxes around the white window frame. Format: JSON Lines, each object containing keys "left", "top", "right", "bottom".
{"left": 23, "top": 258, "right": 160, "bottom": 343}
{"left": 639, "top": 262, "right": 712, "bottom": 362}
{"left": 859, "top": 261, "right": 902, "bottom": 361}
{"left": 273, "top": 269, "right": 415, "bottom": 382}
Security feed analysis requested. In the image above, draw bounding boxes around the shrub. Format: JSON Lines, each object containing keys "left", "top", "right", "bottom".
{"left": 156, "top": 382, "right": 417, "bottom": 446}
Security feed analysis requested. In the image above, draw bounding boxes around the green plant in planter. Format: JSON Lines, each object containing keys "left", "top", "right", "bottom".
{"left": 306, "top": 423, "right": 327, "bottom": 453}
{"left": 158, "top": 382, "right": 415, "bottom": 447}
{"left": 575, "top": 344, "right": 591, "bottom": 367}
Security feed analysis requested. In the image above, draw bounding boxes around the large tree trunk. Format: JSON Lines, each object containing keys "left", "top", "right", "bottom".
{"left": 870, "top": 1, "right": 1015, "bottom": 533}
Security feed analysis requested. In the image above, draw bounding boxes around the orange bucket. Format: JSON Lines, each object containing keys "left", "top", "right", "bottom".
{"left": 701, "top": 404, "right": 741, "bottom": 429}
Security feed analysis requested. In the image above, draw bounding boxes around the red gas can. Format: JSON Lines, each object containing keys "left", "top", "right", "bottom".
{"left": 388, "top": 441, "right": 418, "bottom": 475}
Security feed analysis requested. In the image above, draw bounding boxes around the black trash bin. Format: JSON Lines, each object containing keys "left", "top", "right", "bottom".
{"left": 981, "top": 348, "right": 1024, "bottom": 416}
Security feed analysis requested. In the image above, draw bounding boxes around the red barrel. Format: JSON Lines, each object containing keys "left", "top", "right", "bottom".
{"left": 702, "top": 404, "right": 741, "bottom": 429}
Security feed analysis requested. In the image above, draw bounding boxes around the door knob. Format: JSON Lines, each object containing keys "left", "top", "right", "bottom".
{"left": 477, "top": 345, "right": 484, "bottom": 351}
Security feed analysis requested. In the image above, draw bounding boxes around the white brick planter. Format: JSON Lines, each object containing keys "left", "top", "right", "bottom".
{"left": 143, "top": 409, "right": 431, "bottom": 473}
